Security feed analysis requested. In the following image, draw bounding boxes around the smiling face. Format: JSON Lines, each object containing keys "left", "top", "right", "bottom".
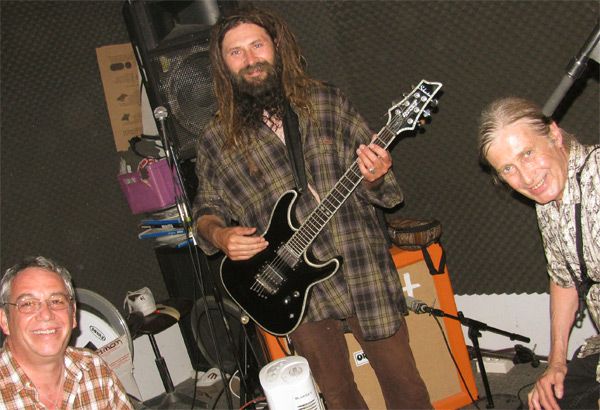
{"left": 0, "top": 267, "right": 76, "bottom": 365}
{"left": 221, "top": 22, "right": 277, "bottom": 86}
{"left": 486, "top": 120, "right": 570, "bottom": 205}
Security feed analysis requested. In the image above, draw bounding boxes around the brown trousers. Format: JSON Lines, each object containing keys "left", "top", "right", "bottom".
{"left": 289, "top": 317, "right": 432, "bottom": 410}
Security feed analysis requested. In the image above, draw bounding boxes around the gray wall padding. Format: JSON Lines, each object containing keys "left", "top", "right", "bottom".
{"left": 1, "top": 1, "right": 598, "bottom": 315}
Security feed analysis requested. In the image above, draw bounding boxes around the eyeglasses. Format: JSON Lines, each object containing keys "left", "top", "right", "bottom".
{"left": 3, "top": 294, "right": 73, "bottom": 314}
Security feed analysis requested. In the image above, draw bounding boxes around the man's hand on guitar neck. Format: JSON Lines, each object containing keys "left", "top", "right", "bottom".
{"left": 198, "top": 214, "right": 268, "bottom": 260}
{"left": 357, "top": 135, "right": 392, "bottom": 190}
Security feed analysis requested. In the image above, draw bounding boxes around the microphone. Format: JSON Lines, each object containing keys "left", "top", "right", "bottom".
{"left": 542, "top": 20, "right": 600, "bottom": 117}
{"left": 153, "top": 106, "right": 172, "bottom": 162}
{"left": 404, "top": 295, "right": 446, "bottom": 317}
{"left": 404, "top": 295, "right": 431, "bottom": 314}
{"left": 153, "top": 106, "right": 168, "bottom": 121}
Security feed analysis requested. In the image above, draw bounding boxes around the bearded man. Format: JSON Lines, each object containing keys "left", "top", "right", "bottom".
{"left": 192, "top": 6, "right": 431, "bottom": 409}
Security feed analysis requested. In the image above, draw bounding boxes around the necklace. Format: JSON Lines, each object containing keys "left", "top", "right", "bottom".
{"left": 36, "top": 367, "right": 65, "bottom": 410}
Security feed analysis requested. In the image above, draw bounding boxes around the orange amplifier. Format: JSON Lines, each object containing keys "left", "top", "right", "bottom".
{"left": 257, "top": 243, "right": 478, "bottom": 410}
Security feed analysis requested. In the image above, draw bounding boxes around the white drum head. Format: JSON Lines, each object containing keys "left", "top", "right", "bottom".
{"left": 70, "top": 310, "right": 120, "bottom": 351}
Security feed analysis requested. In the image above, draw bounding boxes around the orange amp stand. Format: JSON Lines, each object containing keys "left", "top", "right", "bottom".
{"left": 257, "top": 244, "right": 479, "bottom": 410}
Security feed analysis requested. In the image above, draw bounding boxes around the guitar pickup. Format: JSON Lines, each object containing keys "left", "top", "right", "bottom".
{"left": 277, "top": 245, "right": 300, "bottom": 269}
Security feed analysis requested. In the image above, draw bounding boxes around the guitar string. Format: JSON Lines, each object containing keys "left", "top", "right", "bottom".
{"left": 287, "top": 124, "right": 397, "bottom": 253}
{"left": 284, "top": 120, "right": 400, "bottom": 259}
{"left": 260, "top": 115, "right": 402, "bottom": 277}
{"left": 253, "top": 85, "right": 437, "bottom": 296}
{"left": 286, "top": 91, "right": 426, "bottom": 253}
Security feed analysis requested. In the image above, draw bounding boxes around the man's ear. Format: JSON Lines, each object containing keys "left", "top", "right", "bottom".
{"left": 71, "top": 303, "right": 77, "bottom": 330}
{"left": 0, "top": 309, "right": 10, "bottom": 337}
{"left": 549, "top": 121, "right": 564, "bottom": 148}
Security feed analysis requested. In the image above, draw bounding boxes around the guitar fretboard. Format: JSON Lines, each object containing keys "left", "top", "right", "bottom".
{"left": 281, "top": 80, "right": 440, "bottom": 260}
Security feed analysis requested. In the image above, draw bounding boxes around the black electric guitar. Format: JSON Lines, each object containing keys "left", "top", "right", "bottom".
{"left": 221, "top": 79, "right": 443, "bottom": 335}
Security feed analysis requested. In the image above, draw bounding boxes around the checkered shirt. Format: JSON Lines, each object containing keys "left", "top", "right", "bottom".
{"left": 0, "top": 345, "right": 133, "bottom": 410}
{"left": 192, "top": 83, "right": 406, "bottom": 340}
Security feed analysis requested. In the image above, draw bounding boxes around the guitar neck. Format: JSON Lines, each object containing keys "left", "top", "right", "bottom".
{"left": 282, "top": 79, "right": 442, "bottom": 259}
{"left": 286, "top": 125, "right": 398, "bottom": 257}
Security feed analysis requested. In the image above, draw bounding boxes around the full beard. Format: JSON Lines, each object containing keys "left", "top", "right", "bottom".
{"left": 230, "top": 57, "right": 287, "bottom": 130}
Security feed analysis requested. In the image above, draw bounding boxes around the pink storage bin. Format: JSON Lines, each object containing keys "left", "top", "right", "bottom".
{"left": 117, "top": 159, "right": 176, "bottom": 214}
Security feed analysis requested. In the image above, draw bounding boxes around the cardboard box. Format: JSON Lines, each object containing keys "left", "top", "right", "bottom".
{"left": 96, "top": 43, "right": 144, "bottom": 152}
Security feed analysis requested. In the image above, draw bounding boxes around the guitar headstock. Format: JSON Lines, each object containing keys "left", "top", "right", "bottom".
{"left": 386, "top": 79, "right": 442, "bottom": 136}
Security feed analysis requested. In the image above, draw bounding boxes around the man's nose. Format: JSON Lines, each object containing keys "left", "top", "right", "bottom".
{"left": 36, "top": 300, "right": 55, "bottom": 320}
{"left": 245, "top": 50, "right": 259, "bottom": 66}
{"left": 518, "top": 165, "right": 535, "bottom": 185}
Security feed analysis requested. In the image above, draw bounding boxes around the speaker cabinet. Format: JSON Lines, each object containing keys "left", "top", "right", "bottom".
{"left": 155, "top": 246, "right": 233, "bottom": 370}
{"left": 260, "top": 244, "right": 479, "bottom": 410}
{"left": 122, "top": 0, "right": 237, "bottom": 160}
{"left": 189, "top": 295, "right": 245, "bottom": 374}
{"left": 155, "top": 246, "right": 267, "bottom": 378}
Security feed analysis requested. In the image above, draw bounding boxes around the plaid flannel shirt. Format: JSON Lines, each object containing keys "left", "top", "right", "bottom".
{"left": 0, "top": 345, "right": 133, "bottom": 410}
{"left": 193, "top": 83, "right": 406, "bottom": 340}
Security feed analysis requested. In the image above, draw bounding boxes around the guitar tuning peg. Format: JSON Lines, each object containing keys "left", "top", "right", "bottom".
{"left": 429, "top": 98, "right": 439, "bottom": 108}
{"left": 422, "top": 109, "right": 431, "bottom": 118}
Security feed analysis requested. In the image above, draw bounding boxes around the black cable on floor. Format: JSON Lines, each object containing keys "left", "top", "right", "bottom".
{"left": 430, "top": 313, "right": 481, "bottom": 410}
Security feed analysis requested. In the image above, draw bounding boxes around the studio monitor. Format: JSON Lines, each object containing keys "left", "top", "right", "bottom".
{"left": 122, "top": 0, "right": 238, "bottom": 160}
{"left": 155, "top": 246, "right": 226, "bottom": 369}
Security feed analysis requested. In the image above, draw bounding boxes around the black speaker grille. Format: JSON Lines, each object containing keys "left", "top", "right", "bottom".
{"left": 190, "top": 296, "right": 243, "bottom": 374}
{"left": 148, "top": 39, "right": 217, "bottom": 159}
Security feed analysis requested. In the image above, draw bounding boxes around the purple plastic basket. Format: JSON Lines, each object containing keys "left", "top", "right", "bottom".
{"left": 117, "top": 160, "right": 176, "bottom": 214}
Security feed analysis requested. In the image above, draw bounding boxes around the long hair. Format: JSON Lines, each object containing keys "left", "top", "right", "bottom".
{"left": 477, "top": 97, "right": 573, "bottom": 185}
{"left": 209, "top": 5, "right": 319, "bottom": 154}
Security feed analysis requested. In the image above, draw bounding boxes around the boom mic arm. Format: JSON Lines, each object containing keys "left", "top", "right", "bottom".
{"left": 543, "top": 19, "right": 600, "bottom": 117}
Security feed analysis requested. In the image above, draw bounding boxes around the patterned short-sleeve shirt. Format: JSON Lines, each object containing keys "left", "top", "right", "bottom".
{"left": 536, "top": 139, "right": 600, "bottom": 380}
{"left": 0, "top": 345, "right": 133, "bottom": 410}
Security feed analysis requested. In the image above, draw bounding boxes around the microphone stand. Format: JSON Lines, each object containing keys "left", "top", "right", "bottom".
{"left": 154, "top": 107, "right": 237, "bottom": 409}
{"left": 154, "top": 107, "right": 265, "bottom": 409}
{"left": 424, "top": 306, "right": 530, "bottom": 409}
{"left": 153, "top": 107, "right": 193, "bottom": 227}
{"left": 542, "top": 19, "right": 600, "bottom": 117}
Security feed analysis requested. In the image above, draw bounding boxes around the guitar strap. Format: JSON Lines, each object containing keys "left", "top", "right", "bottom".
{"left": 566, "top": 146, "right": 599, "bottom": 328}
{"left": 282, "top": 101, "right": 307, "bottom": 193}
